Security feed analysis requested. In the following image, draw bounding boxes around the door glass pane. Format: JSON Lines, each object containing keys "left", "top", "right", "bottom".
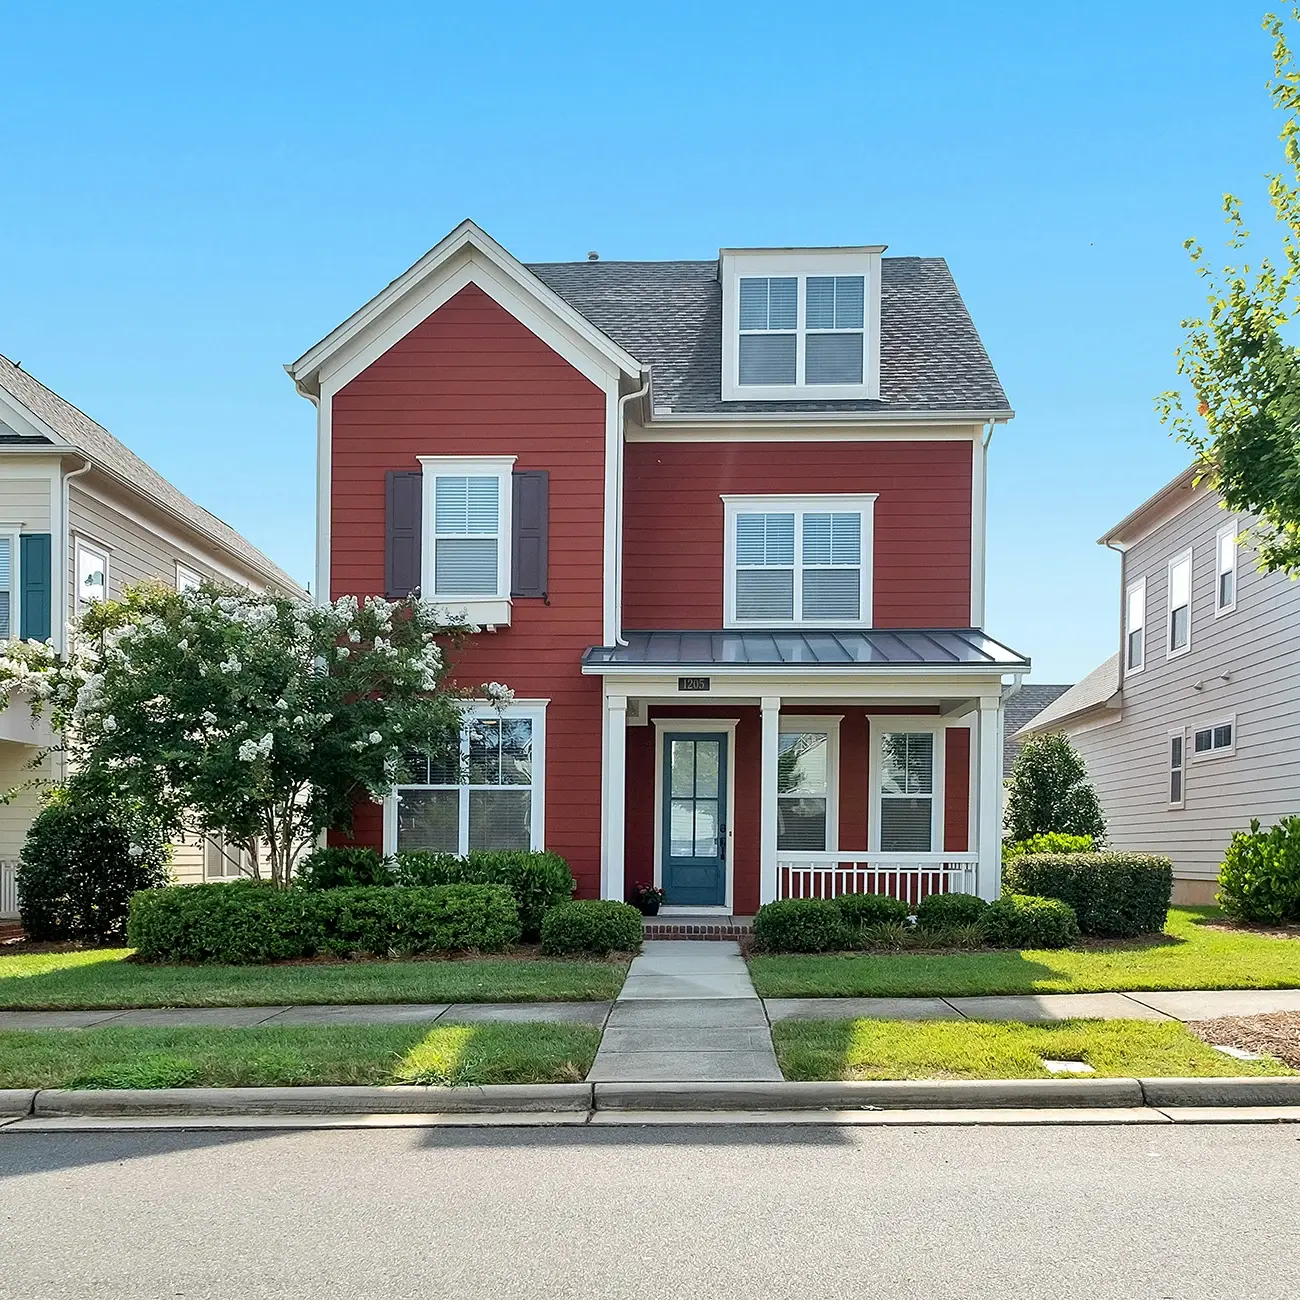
{"left": 469, "top": 789, "right": 531, "bottom": 850}
{"left": 670, "top": 741, "right": 695, "bottom": 797}
{"left": 778, "top": 796, "right": 827, "bottom": 852}
{"left": 694, "top": 741, "right": 720, "bottom": 797}
{"left": 396, "top": 789, "right": 459, "bottom": 852}
{"left": 879, "top": 797, "right": 933, "bottom": 852}
{"left": 670, "top": 799, "right": 695, "bottom": 857}
{"left": 693, "top": 800, "right": 719, "bottom": 857}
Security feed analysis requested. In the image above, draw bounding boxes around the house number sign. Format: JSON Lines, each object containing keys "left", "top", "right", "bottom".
{"left": 677, "top": 676, "right": 710, "bottom": 692}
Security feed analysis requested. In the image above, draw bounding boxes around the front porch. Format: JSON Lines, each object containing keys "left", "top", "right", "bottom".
{"left": 582, "top": 628, "right": 1029, "bottom": 912}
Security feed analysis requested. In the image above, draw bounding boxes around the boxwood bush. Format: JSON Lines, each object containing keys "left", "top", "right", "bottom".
{"left": 1004, "top": 852, "right": 1173, "bottom": 937}
{"left": 296, "top": 846, "right": 392, "bottom": 890}
{"left": 914, "top": 891, "right": 988, "bottom": 931}
{"left": 539, "top": 899, "right": 643, "bottom": 956}
{"left": 753, "top": 898, "right": 849, "bottom": 953}
{"left": 982, "top": 893, "right": 1080, "bottom": 949}
{"left": 831, "top": 892, "right": 909, "bottom": 929}
{"left": 1002, "top": 833, "right": 1094, "bottom": 864}
{"left": 127, "top": 882, "right": 520, "bottom": 963}
{"left": 1217, "top": 816, "right": 1300, "bottom": 923}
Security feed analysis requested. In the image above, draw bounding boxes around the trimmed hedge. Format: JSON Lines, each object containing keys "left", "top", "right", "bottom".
{"left": 915, "top": 892, "right": 988, "bottom": 931}
{"left": 1217, "top": 816, "right": 1300, "bottom": 924}
{"left": 1002, "top": 833, "right": 1094, "bottom": 864}
{"left": 296, "top": 846, "right": 391, "bottom": 890}
{"left": 1004, "top": 852, "right": 1173, "bottom": 938}
{"left": 831, "top": 892, "right": 909, "bottom": 929}
{"left": 983, "top": 893, "right": 1080, "bottom": 949}
{"left": 539, "top": 900, "right": 643, "bottom": 956}
{"left": 753, "top": 898, "right": 849, "bottom": 953}
{"left": 127, "top": 882, "right": 520, "bottom": 964}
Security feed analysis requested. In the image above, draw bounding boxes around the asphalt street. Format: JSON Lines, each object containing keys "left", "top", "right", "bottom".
{"left": 1, "top": 1122, "right": 1297, "bottom": 1299}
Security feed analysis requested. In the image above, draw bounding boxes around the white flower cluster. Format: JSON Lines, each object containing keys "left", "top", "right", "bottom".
{"left": 237, "top": 732, "right": 274, "bottom": 762}
{"left": 481, "top": 681, "right": 516, "bottom": 709}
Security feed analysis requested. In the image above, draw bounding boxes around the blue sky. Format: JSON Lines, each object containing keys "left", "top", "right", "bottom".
{"left": 0, "top": 1, "right": 1280, "bottom": 681}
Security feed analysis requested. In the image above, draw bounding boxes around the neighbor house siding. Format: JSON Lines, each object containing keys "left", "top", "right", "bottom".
{"left": 622, "top": 439, "right": 973, "bottom": 629}
{"left": 0, "top": 467, "right": 54, "bottom": 532}
{"left": 327, "top": 282, "right": 608, "bottom": 897}
{"left": 0, "top": 743, "right": 48, "bottom": 865}
{"left": 1067, "top": 488, "right": 1300, "bottom": 882}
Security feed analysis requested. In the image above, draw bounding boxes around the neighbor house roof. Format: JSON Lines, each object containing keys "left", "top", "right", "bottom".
{"left": 0, "top": 354, "right": 304, "bottom": 594}
{"left": 1017, "top": 653, "right": 1122, "bottom": 736}
{"left": 1099, "top": 465, "right": 1202, "bottom": 549}
{"left": 529, "top": 257, "right": 1011, "bottom": 418}
{"left": 1003, "top": 682, "right": 1072, "bottom": 770}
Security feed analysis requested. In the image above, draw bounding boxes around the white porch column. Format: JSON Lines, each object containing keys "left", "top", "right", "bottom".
{"left": 759, "top": 695, "right": 781, "bottom": 905}
{"left": 976, "top": 694, "right": 1003, "bottom": 901}
{"left": 602, "top": 694, "right": 627, "bottom": 901}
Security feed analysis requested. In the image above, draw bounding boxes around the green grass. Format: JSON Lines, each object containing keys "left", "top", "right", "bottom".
{"left": 772, "top": 1017, "right": 1298, "bottom": 1081}
{"left": 0, "top": 1021, "right": 603, "bottom": 1088}
{"left": 0, "top": 949, "right": 627, "bottom": 1010}
{"left": 749, "top": 907, "right": 1300, "bottom": 998}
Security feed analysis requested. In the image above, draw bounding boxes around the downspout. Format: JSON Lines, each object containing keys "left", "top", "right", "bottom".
{"left": 614, "top": 373, "right": 650, "bottom": 647}
{"left": 58, "top": 459, "right": 93, "bottom": 656}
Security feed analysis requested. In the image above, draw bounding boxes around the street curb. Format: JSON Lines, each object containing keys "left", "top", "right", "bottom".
{"left": 1139, "top": 1077, "right": 1300, "bottom": 1107}
{"left": 0, "top": 1090, "right": 35, "bottom": 1117}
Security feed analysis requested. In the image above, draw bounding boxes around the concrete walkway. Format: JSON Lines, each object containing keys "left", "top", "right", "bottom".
{"left": 588, "top": 941, "right": 782, "bottom": 1083}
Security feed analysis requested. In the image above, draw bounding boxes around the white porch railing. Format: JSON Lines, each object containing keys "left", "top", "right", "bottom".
{"left": 0, "top": 860, "right": 18, "bottom": 920}
{"left": 778, "top": 852, "right": 979, "bottom": 907}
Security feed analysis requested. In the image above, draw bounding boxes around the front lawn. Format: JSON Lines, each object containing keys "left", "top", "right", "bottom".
{"left": 0, "top": 949, "right": 627, "bottom": 1010}
{"left": 772, "top": 1017, "right": 1297, "bottom": 1081}
{"left": 749, "top": 907, "right": 1300, "bottom": 999}
{"left": 0, "top": 1021, "right": 602, "bottom": 1088}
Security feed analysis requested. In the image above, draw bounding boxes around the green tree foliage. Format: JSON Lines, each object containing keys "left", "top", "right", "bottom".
{"left": 1159, "top": 10, "right": 1300, "bottom": 573}
{"left": 1004, "top": 734, "right": 1107, "bottom": 844}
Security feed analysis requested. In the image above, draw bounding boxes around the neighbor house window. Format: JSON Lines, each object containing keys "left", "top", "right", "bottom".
{"left": 1216, "top": 522, "right": 1237, "bottom": 615}
{"left": 1167, "top": 549, "right": 1191, "bottom": 656}
{"left": 204, "top": 834, "right": 248, "bottom": 880}
{"left": 0, "top": 534, "right": 16, "bottom": 640}
{"left": 1125, "top": 578, "right": 1145, "bottom": 673}
{"left": 724, "top": 495, "right": 875, "bottom": 626}
{"left": 418, "top": 456, "right": 515, "bottom": 614}
{"left": 1192, "top": 717, "right": 1235, "bottom": 759}
{"left": 876, "top": 730, "right": 939, "bottom": 854}
{"left": 1168, "top": 730, "right": 1185, "bottom": 808}
{"left": 74, "top": 538, "right": 108, "bottom": 618}
{"left": 777, "top": 719, "right": 840, "bottom": 853}
{"left": 176, "top": 563, "right": 202, "bottom": 593}
{"left": 389, "top": 704, "right": 545, "bottom": 855}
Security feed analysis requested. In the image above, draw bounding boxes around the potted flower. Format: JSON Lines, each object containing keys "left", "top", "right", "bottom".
{"left": 631, "top": 882, "right": 666, "bottom": 916}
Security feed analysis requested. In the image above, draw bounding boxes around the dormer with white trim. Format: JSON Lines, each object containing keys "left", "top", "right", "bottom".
{"left": 719, "top": 247, "right": 885, "bottom": 402}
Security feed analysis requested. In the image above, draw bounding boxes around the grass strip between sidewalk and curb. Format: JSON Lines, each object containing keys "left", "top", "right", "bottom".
{"left": 748, "top": 908, "right": 1300, "bottom": 999}
{"left": 0, "top": 950, "right": 628, "bottom": 1010}
{"left": 0, "top": 1022, "right": 603, "bottom": 1089}
{"left": 770, "top": 1017, "right": 1299, "bottom": 1081}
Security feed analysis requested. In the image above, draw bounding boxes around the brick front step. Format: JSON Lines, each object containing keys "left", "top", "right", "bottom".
{"left": 0, "top": 921, "right": 24, "bottom": 942}
{"left": 641, "top": 916, "right": 754, "bottom": 941}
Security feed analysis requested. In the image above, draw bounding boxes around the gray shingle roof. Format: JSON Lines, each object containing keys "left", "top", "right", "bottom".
{"left": 1017, "top": 653, "right": 1122, "bottom": 737}
{"left": 0, "top": 354, "right": 304, "bottom": 594}
{"left": 583, "top": 628, "right": 1029, "bottom": 671}
{"left": 1003, "top": 683, "right": 1072, "bottom": 771}
{"left": 528, "top": 257, "right": 1010, "bottom": 416}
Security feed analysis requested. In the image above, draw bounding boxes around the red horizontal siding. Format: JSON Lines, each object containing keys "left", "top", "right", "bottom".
{"left": 327, "top": 283, "right": 607, "bottom": 896}
{"left": 623, "top": 440, "right": 973, "bottom": 628}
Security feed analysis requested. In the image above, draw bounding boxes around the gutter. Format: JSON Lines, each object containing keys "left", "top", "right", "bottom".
{"left": 646, "top": 407, "right": 1016, "bottom": 428}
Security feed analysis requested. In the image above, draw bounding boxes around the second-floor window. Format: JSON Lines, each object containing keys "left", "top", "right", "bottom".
{"left": 1167, "top": 549, "right": 1191, "bottom": 657}
{"left": 417, "top": 456, "right": 516, "bottom": 611}
{"left": 736, "top": 273, "right": 867, "bottom": 388}
{"left": 75, "top": 538, "right": 108, "bottom": 619}
{"left": 723, "top": 494, "right": 875, "bottom": 627}
{"left": 1125, "top": 579, "right": 1145, "bottom": 672}
{"left": 1216, "top": 522, "right": 1237, "bottom": 615}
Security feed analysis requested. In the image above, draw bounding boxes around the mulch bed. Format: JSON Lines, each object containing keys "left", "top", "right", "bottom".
{"left": 1201, "top": 921, "right": 1300, "bottom": 941}
{"left": 1188, "top": 1012, "right": 1300, "bottom": 1069}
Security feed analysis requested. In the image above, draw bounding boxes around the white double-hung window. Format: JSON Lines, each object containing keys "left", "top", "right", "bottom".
{"left": 872, "top": 724, "right": 945, "bottom": 854}
{"left": 777, "top": 717, "right": 841, "bottom": 854}
{"left": 1167, "top": 549, "right": 1192, "bottom": 657}
{"left": 1125, "top": 578, "right": 1145, "bottom": 673}
{"left": 418, "top": 455, "right": 515, "bottom": 625}
{"left": 1216, "top": 521, "right": 1237, "bottom": 615}
{"left": 724, "top": 494, "right": 875, "bottom": 627}
{"left": 0, "top": 533, "right": 16, "bottom": 640}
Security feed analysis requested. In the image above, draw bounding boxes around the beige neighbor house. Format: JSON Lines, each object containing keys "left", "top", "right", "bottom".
{"left": 1020, "top": 465, "right": 1300, "bottom": 905}
{"left": 0, "top": 354, "right": 305, "bottom": 915}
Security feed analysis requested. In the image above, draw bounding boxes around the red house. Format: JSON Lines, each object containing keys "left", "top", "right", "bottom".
{"left": 287, "top": 221, "right": 1027, "bottom": 919}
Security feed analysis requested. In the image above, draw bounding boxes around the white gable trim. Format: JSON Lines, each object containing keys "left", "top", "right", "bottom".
{"left": 0, "top": 385, "right": 74, "bottom": 446}
{"left": 289, "top": 220, "right": 642, "bottom": 399}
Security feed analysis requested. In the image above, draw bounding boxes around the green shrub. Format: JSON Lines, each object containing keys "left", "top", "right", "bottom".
{"left": 1004, "top": 733, "right": 1107, "bottom": 843}
{"left": 539, "top": 900, "right": 643, "bottom": 956}
{"left": 859, "top": 920, "right": 915, "bottom": 950}
{"left": 983, "top": 893, "right": 1080, "bottom": 949}
{"left": 296, "top": 846, "right": 393, "bottom": 890}
{"left": 127, "top": 882, "right": 519, "bottom": 963}
{"left": 831, "top": 892, "right": 909, "bottom": 929}
{"left": 915, "top": 891, "right": 988, "bottom": 931}
{"left": 1217, "top": 817, "right": 1300, "bottom": 923}
{"left": 1004, "top": 852, "right": 1173, "bottom": 937}
{"left": 1003, "top": 833, "right": 1095, "bottom": 864}
{"left": 394, "top": 850, "right": 575, "bottom": 940}
{"left": 753, "top": 898, "right": 849, "bottom": 953}
{"left": 18, "top": 790, "right": 170, "bottom": 943}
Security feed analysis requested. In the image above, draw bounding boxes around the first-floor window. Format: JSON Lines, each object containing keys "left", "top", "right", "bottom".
{"left": 1168, "top": 731, "right": 1185, "bottom": 807}
{"left": 393, "top": 705, "right": 544, "bottom": 854}
{"left": 204, "top": 834, "right": 249, "bottom": 879}
{"left": 777, "top": 724, "right": 836, "bottom": 852}
{"left": 878, "top": 730, "right": 936, "bottom": 853}
{"left": 1192, "top": 719, "right": 1234, "bottom": 759}
{"left": 0, "top": 534, "right": 14, "bottom": 639}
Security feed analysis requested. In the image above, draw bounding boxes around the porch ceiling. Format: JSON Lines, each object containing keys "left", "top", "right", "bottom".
{"left": 582, "top": 628, "right": 1029, "bottom": 673}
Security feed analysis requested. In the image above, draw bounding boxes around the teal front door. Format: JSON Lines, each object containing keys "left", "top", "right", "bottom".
{"left": 661, "top": 732, "right": 728, "bottom": 906}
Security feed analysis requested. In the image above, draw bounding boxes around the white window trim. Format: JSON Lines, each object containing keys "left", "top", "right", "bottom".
{"left": 73, "top": 535, "right": 110, "bottom": 620}
{"left": 1166, "top": 547, "right": 1193, "bottom": 660}
{"left": 867, "top": 716, "right": 946, "bottom": 854}
{"left": 720, "top": 250, "right": 883, "bottom": 401}
{"left": 383, "top": 698, "right": 547, "bottom": 856}
{"left": 176, "top": 562, "right": 203, "bottom": 593}
{"left": 1191, "top": 714, "right": 1236, "bottom": 762}
{"left": 417, "top": 454, "right": 516, "bottom": 626}
{"left": 1167, "top": 727, "right": 1186, "bottom": 809}
{"left": 1215, "top": 520, "right": 1238, "bottom": 617}
{"left": 778, "top": 714, "right": 842, "bottom": 855}
{"left": 0, "top": 528, "right": 20, "bottom": 642}
{"left": 1124, "top": 577, "right": 1145, "bottom": 675}
{"left": 722, "top": 493, "right": 876, "bottom": 629}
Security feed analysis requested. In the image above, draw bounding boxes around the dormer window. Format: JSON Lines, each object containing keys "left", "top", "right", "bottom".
{"left": 721, "top": 248, "right": 883, "bottom": 401}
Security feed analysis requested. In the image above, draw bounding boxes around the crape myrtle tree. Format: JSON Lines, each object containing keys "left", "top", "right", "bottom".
{"left": 2, "top": 584, "right": 479, "bottom": 887}
{"left": 1158, "top": 10, "right": 1300, "bottom": 573}
{"left": 1004, "top": 733, "right": 1107, "bottom": 845}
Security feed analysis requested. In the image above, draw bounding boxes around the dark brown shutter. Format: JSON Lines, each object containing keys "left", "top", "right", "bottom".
{"left": 511, "top": 469, "right": 549, "bottom": 599}
{"left": 385, "top": 470, "right": 423, "bottom": 598}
